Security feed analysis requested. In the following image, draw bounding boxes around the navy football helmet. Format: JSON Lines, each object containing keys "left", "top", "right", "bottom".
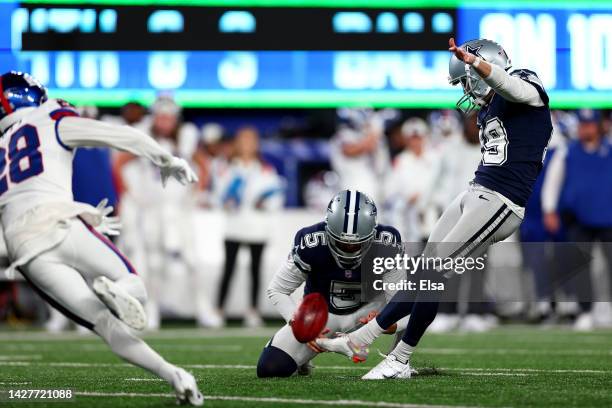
{"left": 0, "top": 71, "right": 48, "bottom": 121}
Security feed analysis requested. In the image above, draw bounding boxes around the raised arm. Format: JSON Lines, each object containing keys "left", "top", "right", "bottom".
{"left": 482, "top": 65, "right": 544, "bottom": 107}
{"left": 448, "top": 37, "right": 544, "bottom": 107}
{"left": 57, "top": 116, "right": 198, "bottom": 186}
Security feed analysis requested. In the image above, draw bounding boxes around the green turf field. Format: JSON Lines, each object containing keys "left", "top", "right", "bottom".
{"left": 0, "top": 326, "right": 610, "bottom": 407}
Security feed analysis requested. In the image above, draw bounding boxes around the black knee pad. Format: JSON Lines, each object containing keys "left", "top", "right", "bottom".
{"left": 256, "top": 345, "right": 297, "bottom": 378}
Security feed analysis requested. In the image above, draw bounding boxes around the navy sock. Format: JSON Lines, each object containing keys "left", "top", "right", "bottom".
{"left": 376, "top": 293, "right": 414, "bottom": 329}
{"left": 402, "top": 300, "right": 440, "bottom": 347}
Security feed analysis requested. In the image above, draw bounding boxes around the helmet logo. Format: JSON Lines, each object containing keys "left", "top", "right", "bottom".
{"left": 465, "top": 44, "right": 484, "bottom": 59}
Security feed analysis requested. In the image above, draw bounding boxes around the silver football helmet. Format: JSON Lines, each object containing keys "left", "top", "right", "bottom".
{"left": 325, "top": 190, "right": 377, "bottom": 269}
{"left": 449, "top": 38, "right": 512, "bottom": 115}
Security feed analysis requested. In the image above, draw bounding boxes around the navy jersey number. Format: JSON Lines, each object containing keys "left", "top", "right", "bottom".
{"left": 480, "top": 118, "right": 509, "bottom": 166}
{"left": 329, "top": 280, "right": 361, "bottom": 310}
{"left": 0, "top": 125, "right": 44, "bottom": 195}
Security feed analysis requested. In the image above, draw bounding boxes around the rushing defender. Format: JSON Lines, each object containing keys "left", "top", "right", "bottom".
{"left": 0, "top": 71, "right": 204, "bottom": 405}
{"left": 257, "top": 190, "right": 407, "bottom": 377}
{"left": 318, "top": 38, "right": 553, "bottom": 379}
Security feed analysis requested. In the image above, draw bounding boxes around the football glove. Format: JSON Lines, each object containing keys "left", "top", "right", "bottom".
{"left": 160, "top": 156, "right": 199, "bottom": 187}
{"left": 94, "top": 198, "right": 122, "bottom": 236}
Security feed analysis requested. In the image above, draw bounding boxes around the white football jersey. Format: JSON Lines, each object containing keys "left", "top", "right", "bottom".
{"left": 0, "top": 99, "right": 78, "bottom": 226}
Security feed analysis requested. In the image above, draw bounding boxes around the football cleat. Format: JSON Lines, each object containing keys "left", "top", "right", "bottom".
{"left": 171, "top": 367, "right": 204, "bottom": 406}
{"left": 93, "top": 276, "right": 147, "bottom": 331}
{"left": 315, "top": 334, "right": 369, "bottom": 363}
{"left": 297, "top": 361, "right": 314, "bottom": 376}
{"left": 361, "top": 353, "right": 413, "bottom": 380}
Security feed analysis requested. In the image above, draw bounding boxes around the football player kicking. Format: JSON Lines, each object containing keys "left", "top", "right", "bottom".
{"left": 257, "top": 190, "right": 408, "bottom": 377}
{"left": 0, "top": 71, "right": 204, "bottom": 405}
{"left": 317, "top": 38, "right": 553, "bottom": 379}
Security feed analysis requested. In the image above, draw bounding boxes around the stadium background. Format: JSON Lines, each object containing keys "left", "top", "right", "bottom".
{"left": 0, "top": 0, "right": 611, "bottom": 331}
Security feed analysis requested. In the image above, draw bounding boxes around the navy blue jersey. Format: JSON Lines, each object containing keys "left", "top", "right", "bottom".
{"left": 474, "top": 69, "right": 553, "bottom": 207}
{"left": 292, "top": 222, "right": 401, "bottom": 315}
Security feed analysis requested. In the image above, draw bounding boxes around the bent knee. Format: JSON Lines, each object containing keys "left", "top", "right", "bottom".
{"left": 117, "top": 274, "right": 148, "bottom": 305}
{"left": 256, "top": 346, "right": 297, "bottom": 378}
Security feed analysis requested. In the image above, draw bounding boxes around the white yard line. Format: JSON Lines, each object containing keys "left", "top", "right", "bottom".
{"left": 1, "top": 361, "right": 609, "bottom": 375}
{"left": 75, "top": 391, "right": 486, "bottom": 408}
{"left": 73, "top": 344, "right": 243, "bottom": 352}
{"left": 440, "top": 367, "right": 610, "bottom": 374}
{"left": 0, "top": 328, "right": 277, "bottom": 341}
{"left": 1, "top": 327, "right": 609, "bottom": 342}
{"left": 0, "top": 354, "right": 41, "bottom": 360}
{"left": 0, "top": 381, "right": 31, "bottom": 385}
{"left": 0, "top": 343, "right": 242, "bottom": 353}
{"left": 2, "top": 338, "right": 609, "bottom": 356}
{"left": 418, "top": 348, "right": 612, "bottom": 356}
{"left": 458, "top": 373, "right": 529, "bottom": 377}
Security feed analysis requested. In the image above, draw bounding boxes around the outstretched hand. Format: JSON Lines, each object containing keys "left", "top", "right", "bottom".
{"left": 160, "top": 156, "right": 199, "bottom": 187}
{"left": 449, "top": 37, "right": 476, "bottom": 65}
{"left": 94, "top": 198, "right": 122, "bottom": 236}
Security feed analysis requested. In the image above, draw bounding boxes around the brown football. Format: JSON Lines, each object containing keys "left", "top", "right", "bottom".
{"left": 291, "top": 292, "right": 329, "bottom": 343}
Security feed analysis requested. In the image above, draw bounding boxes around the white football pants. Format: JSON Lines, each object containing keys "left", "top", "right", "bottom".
{"left": 19, "top": 217, "right": 176, "bottom": 383}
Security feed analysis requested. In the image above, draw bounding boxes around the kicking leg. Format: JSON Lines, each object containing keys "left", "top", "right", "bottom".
{"left": 317, "top": 191, "right": 466, "bottom": 358}
{"left": 364, "top": 189, "right": 521, "bottom": 379}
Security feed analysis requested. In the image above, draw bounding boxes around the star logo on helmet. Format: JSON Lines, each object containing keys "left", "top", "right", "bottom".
{"left": 465, "top": 44, "right": 484, "bottom": 58}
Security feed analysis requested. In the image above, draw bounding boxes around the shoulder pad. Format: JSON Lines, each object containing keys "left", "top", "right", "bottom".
{"left": 292, "top": 223, "right": 327, "bottom": 273}
{"left": 509, "top": 69, "right": 549, "bottom": 105}
{"left": 373, "top": 224, "right": 404, "bottom": 256}
{"left": 47, "top": 99, "right": 79, "bottom": 121}
{"left": 374, "top": 224, "right": 402, "bottom": 246}
{"left": 510, "top": 69, "right": 543, "bottom": 87}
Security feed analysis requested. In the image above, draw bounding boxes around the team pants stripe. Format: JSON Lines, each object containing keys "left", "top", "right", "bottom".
{"left": 19, "top": 268, "right": 95, "bottom": 330}
{"left": 448, "top": 204, "right": 510, "bottom": 260}
{"left": 78, "top": 217, "right": 137, "bottom": 275}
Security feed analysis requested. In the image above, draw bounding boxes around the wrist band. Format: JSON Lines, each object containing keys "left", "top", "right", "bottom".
{"left": 472, "top": 57, "right": 481, "bottom": 68}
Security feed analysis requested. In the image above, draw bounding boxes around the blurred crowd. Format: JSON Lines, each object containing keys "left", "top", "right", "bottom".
{"left": 1, "top": 96, "right": 611, "bottom": 333}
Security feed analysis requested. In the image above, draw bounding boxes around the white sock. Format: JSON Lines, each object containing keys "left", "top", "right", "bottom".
{"left": 349, "top": 318, "right": 385, "bottom": 345}
{"left": 390, "top": 340, "right": 414, "bottom": 364}
{"left": 94, "top": 311, "right": 176, "bottom": 384}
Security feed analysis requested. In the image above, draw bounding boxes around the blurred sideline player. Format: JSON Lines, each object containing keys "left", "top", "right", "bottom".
{"left": 330, "top": 108, "right": 396, "bottom": 205}
{"left": 215, "top": 126, "right": 285, "bottom": 327}
{"left": 257, "top": 190, "right": 407, "bottom": 377}
{"left": 118, "top": 96, "right": 205, "bottom": 329}
{"left": 0, "top": 72, "right": 203, "bottom": 405}
{"left": 318, "top": 38, "right": 553, "bottom": 379}
{"left": 384, "top": 118, "right": 441, "bottom": 243}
